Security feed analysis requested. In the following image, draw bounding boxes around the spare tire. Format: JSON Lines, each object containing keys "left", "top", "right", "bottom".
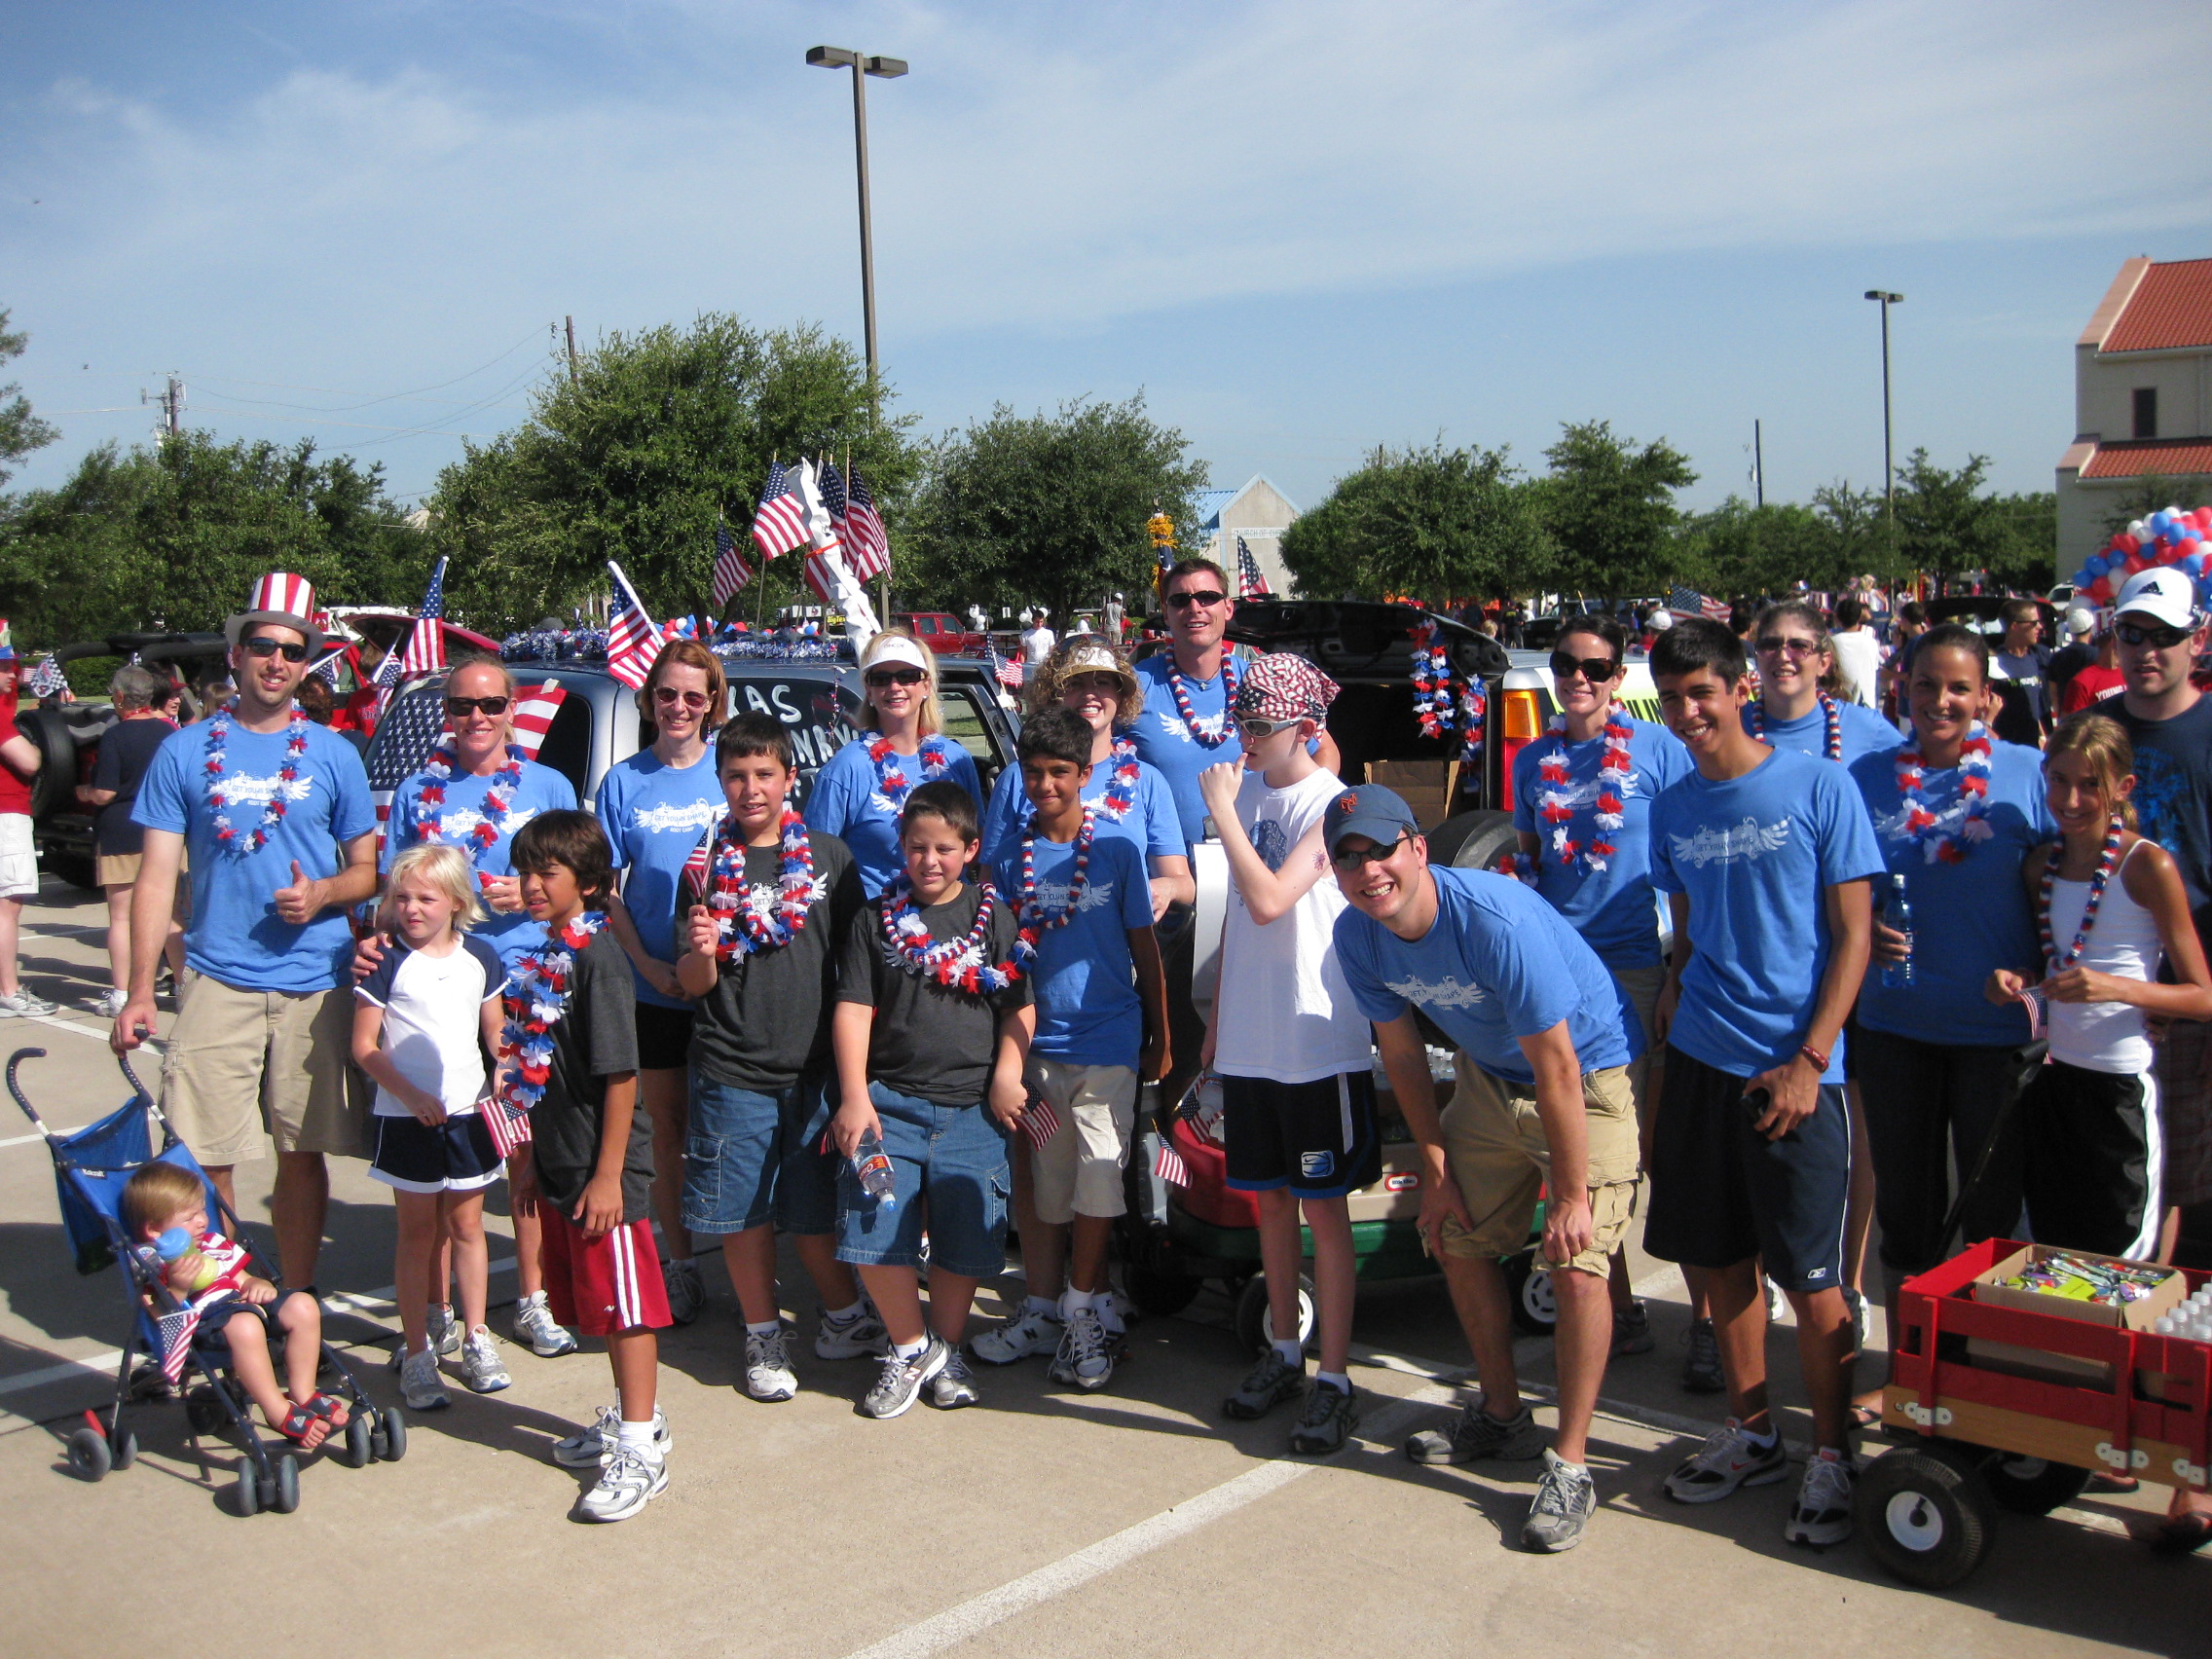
{"left": 1425, "top": 809, "right": 1518, "bottom": 874}
{"left": 20, "top": 707, "right": 78, "bottom": 820}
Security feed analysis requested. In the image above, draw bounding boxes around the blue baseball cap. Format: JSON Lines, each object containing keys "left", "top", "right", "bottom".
{"left": 1322, "top": 784, "right": 1419, "bottom": 857}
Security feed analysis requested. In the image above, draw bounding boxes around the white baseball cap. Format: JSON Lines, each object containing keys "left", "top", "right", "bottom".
{"left": 865, "top": 634, "right": 932, "bottom": 674}
{"left": 2063, "top": 607, "right": 2096, "bottom": 638}
{"left": 2114, "top": 567, "right": 2200, "bottom": 632}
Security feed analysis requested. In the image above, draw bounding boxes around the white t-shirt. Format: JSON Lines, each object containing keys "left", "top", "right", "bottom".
{"left": 1830, "top": 628, "right": 1883, "bottom": 708}
{"left": 1212, "top": 766, "right": 1373, "bottom": 1084}
{"left": 1020, "top": 625, "right": 1055, "bottom": 679}
{"left": 354, "top": 934, "right": 506, "bottom": 1117}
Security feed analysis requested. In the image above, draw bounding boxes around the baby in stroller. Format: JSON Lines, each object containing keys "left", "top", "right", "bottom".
{"left": 123, "top": 1161, "right": 350, "bottom": 1451}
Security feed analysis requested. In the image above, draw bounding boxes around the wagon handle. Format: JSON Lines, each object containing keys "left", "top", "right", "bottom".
{"left": 6, "top": 1047, "right": 50, "bottom": 1130}
{"left": 117, "top": 1052, "right": 152, "bottom": 1106}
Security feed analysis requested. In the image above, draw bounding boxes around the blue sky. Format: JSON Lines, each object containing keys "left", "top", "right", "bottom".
{"left": 3, "top": 1, "right": 2207, "bottom": 518}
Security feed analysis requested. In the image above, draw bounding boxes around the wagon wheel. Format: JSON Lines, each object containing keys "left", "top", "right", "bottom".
{"left": 1855, "top": 1446, "right": 1996, "bottom": 1589}
{"left": 1978, "top": 1453, "right": 2093, "bottom": 1517}
{"left": 1234, "top": 1273, "right": 1315, "bottom": 1353}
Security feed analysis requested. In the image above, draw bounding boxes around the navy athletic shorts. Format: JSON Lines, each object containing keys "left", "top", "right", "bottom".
{"left": 1642, "top": 1043, "right": 1851, "bottom": 1293}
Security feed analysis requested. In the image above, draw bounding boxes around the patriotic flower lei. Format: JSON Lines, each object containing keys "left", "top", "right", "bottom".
{"left": 868, "top": 733, "right": 949, "bottom": 813}
{"left": 1893, "top": 723, "right": 1994, "bottom": 866}
{"left": 1012, "top": 807, "right": 1095, "bottom": 964}
{"left": 1095, "top": 733, "right": 1142, "bottom": 822}
{"left": 1750, "top": 691, "right": 1841, "bottom": 761}
{"left": 1167, "top": 656, "right": 1239, "bottom": 749}
{"left": 497, "top": 911, "right": 608, "bottom": 1111}
{"left": 1410, "top": 623, "right": 1486, "bottom": 764}
{"left": 409, "top": 740, "right": 526, "bottom": 862}
{"left": 704, "top": 809, "right": 815, "bottom": 958}
{"left": 1535, "top": 711, "right": 1634, "bottom": 872}
{"left": 2038, "top": 814, "right": 2127, "bottom": 972}
{"left": 880, "top": 876, "right": 1020, "bottom": 992}
{"left": 203, "top": 700, "right": 310, "bottom": 856}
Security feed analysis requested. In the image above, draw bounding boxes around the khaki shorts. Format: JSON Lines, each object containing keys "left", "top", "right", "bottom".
{"left": 98, "top": 846, "right": 186, "bottom": 888}
{"left": 1439, "top": 1055, "right": 1641, "bottom": 1277}
{"left": 161, "top": 975, "right": 368, "bottom": 1166}
{"left": 1025, "top": 1057, "right": 1136, "bottom": 1224}
{"left": 1613, "top": 963, "right": 1668, "bottom": 1124}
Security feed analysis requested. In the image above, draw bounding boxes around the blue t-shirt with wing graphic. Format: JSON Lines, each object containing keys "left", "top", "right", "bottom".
{"left": 992, "top": 829, "right": 1152, "bottom": 1067}
{"left": 596, "top": 748, "right": 722, "bottom": 1009}
{"left": 804, "top": 735, "right": 981, "bottom": 899}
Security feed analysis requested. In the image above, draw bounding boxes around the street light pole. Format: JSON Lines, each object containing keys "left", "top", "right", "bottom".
{"left": 1863, "top": 288, "right": 1903, "bottom": 529}
{"left": 807, "top": 46, "right": 908, "bottom": 384}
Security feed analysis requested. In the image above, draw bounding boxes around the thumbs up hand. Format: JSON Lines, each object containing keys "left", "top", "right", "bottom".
{"left": 274, "top": 859, "right": 320, "bottom": 926}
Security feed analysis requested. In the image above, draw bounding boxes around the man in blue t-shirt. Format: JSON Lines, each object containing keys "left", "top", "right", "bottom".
{"left": 114, "top": 572, "right": 379, "bottom": 1291}
{"left": 1327, "top": 785, "right": 1641, "bottom": 1555}
{"left": 1643, "top": 617, "right": 1881, "bottom": 1550}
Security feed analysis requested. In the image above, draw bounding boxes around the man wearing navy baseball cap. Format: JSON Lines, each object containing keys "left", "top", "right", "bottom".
{"left": 1324, "top": 783, "right": 1642, "bottom": 1553}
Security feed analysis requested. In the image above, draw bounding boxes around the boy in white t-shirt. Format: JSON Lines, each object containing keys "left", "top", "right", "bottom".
{"left": 1197, "top": 652, "right": 1375, "bottom": 1455}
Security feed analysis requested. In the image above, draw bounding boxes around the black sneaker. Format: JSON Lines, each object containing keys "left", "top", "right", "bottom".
{"left": 1611, "top": 1299, "right": 1655, "bottom": 1356}
{"left": 1680, "top": 1317, "right": 1725, "bottom": 1394}
{"left": 1222, "top": 1349, "right": 1306, "bottom": 1420}
{"left": 1404, "top": 1401, "right": 1545, "bottom": 1465}
{"left": 1288, "top": 1380, "right": 1359, "bottom": 1455}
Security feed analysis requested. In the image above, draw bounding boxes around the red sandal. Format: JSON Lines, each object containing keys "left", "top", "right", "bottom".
{"left": 301, "top": 1391, "right": 351, "bottom": 1430}
{"left": 275, "top": 1403, "right": 334, "bottom": 1450}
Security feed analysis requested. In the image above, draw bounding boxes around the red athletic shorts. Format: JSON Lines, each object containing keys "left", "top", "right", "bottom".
{"left": 537, "top": 1211, "right": 670, "bottom": 1337}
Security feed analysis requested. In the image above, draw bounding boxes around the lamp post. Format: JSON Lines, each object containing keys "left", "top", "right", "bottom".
{"left": 807, "top": 46, "right": 908, "bottom": 382}
{"left": 1863, "top": 289, "right": 1904, "bottom": 551}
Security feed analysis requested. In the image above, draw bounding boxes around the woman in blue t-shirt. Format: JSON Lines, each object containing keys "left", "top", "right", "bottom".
{"left": 803, "top": 628, "right": 980, "bottom": 897}
{"left": 595, "top": 637, "right": 726, "bottom": 1326}
{"left": 1846, "top": 622, "right": 2052, "bottom": 1422}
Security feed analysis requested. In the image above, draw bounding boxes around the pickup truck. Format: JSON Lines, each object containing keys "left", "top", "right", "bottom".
{"left": 890, "top": 611, "right": 985, "bottom": 656}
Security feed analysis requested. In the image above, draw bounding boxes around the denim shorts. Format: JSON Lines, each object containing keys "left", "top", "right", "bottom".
{"left": 682, "top": 1070, "right": 840, "bottom": 1236}
{"left": 835, "top": 1083, "right": 1010, "bottom": 1278}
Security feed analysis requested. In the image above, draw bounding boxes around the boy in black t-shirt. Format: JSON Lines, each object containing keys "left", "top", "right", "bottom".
{"left": 831, "top": 781, "right": 1034, "bottom": 1419}
{"left": 674, "top": 714, "right": 874, "bottom": 1403}
{"left": 505, "top": 810, "right": 669, "bottom": 1524}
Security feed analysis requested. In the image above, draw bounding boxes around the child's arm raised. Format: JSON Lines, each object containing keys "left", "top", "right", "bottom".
{"left": 578, "top": 1070, "right": 637, "bottom": 1240}
{"left": 1198, "top": 760, "right": 1332, "bottom": 925}
{"left": 350, "top": 996, "right": 447, "bottom": 1125}
{"left": 987, "top": 1003, "right": 1036, "bottom": 1133}
{"left": 1128, "top": 924, "right": 1170, "bottom": 1084}
{"left": 2048, "top": 839, "right": 2212, "bottom": 1018}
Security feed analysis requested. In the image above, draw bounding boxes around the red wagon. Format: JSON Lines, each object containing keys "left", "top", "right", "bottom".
{"left": 1864, "top": 1236, "right": 2210, "bottom": 1587}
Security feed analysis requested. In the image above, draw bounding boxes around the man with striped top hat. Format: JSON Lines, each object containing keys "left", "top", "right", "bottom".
{"left": 112, "top": 572, "right": 379, "bottom": 1292}
{"left": 0, "top": 619, "right": 50, "bottom": 1019}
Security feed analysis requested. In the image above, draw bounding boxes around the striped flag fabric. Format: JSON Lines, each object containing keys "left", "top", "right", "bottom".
{"left": 154, "top": 1302, "right": 207, "bottom": 1382}
{"left": 507, "top": 680, "right": 569, "bottom": 759}
{"left": 1154, "top": 1139, "right": 1191, "bottom": 1189}
{"left": 751, "top": 462, "right": 808, "bottom": 562}
{"left": 395, "top": 558, "right": 451, "bottom": 680}
{"left": 481, "top": 1091, "right": 535, "bottom": 1159}
{"left": 1235, "top": 535, "right": 1271, "bottom": 599}
{"left": 986, "top": 635, "right": 1022, "bottom": 689}
{"left": 1668, "top": 585, "right": 1730, "bottom": 623}
{"left": 1018, "top": 1095, "right": 1061, "bottom": 1150}
{"left": 711, "top": 519, "right": 753, "bottom": 610}
{"left": 605, "top": 561, "right": 660, "bottom": 690}
{"left": 844, "top": 464, "right": 891, "bottom": 580}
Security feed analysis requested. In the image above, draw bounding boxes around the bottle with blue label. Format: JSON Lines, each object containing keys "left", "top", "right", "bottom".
{"left": 1881, "top": 871, "right": 1914, "bottom": 991}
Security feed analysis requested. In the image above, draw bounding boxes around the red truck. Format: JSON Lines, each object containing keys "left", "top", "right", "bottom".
{"left": 892, "top": 611, "right": 984, "bottom": 654}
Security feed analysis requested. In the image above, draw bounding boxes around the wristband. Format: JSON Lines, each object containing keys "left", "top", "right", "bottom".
{"left": 1799, "top": 1042, "right": 1830, "bottom": 1073}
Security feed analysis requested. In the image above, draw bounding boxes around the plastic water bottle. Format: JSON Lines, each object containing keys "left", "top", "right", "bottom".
{"left": 1881, "top": 873, "right": 1914, "bottom": 991}
{"left": 852, "top": 1128, "right": 897, "bottom": 1206}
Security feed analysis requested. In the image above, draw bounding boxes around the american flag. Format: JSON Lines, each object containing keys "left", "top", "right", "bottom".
{"left": 751, "top": 462, "right": 809, "bottom": 562}
{"left": 711, "top": 519, "right": 753, "bottom": 610}
{"left": 481, "top": 1092, "right": 534, "bottom": 1160}
{"left": 395, "top": 558, "right": 451, "bottom": 680}
{"left": 1018, "top": 1095, "right": 1061, "bottom": 1150}
{"left": 508, "top": 680, "right": 570, "bottom": 760}
{"left": 844, "top": 464, "right": 891, "bottom": 580}
{"left": 987, "top": 635, "right": 1022, "bottom": 689}
{"left": 605, "top": 562, "right": 659, "bottom": 690}
{"left": 154, "top": 1302, "right": 207, "bottom": 1382}
{"left": 1235, "top": 535, "right": 1271, "bottom": 599}
{"left": 1668, "top": 585, "right": 1730, "bottom": 623}
{"left": 367, "top": 684, "right": 453, "bottom": 853}
{"left": 1154, "top": 1139, "right": 1190, "bottom": 1189}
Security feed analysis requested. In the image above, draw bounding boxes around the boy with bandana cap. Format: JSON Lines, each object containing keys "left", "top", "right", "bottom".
{"left": 1198, "top": 652, "right": 1376, "bottom": 1455}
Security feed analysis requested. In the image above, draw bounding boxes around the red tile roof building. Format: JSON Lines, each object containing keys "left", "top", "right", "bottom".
{"left": 2057, "top": 257, "right": 2212, "bottom": 571}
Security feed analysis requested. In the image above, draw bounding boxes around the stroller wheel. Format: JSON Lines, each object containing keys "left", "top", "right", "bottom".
{"left": 379, "top": 1404, "right": 409, "bottom": 1463}
{"left": 66, "top": 1425, "right": 112, "bottom": 1482}
{"left": 110, "top": 1430, "right": 137, "bottom": 1471}
{"left": 184, "top": 1385, "right": 223, "bottom": 1437}
{"left": 269, "top": 1454, "right": 301, "bottom": 1514}
{"left": 341, "top": 1413, "right": 374, "bottom": 1468}
{"left": 233, "top": 1461, "right": 260, "bottom": 1518}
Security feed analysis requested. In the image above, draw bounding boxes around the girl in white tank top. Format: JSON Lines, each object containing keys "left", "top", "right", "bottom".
{"left": 2043, "top": 840, "right": 2165, "bottom": 1072}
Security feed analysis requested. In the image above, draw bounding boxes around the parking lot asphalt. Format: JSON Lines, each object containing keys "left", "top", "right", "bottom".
{"left": 0, "top": 876, "right": 2198, "bottom": 1658}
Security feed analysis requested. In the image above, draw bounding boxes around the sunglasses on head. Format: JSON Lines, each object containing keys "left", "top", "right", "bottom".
{"left": 652, "top": 686, "right": 713, "bottom": 710}
{"left": 2117, "top": 619, "right": 2194, "bottom": 650}
{"left": 1330, "top": 833, "right": 1412, "bottom": 872}
{"left": 1548, "top": 650, "right": 1619, "bottom": 682}
{"left": 444, "top": 694, "right": 511, "bottom": 718}
{"left": 1165, "top": 589, "right": 1227, "bottom": 609}
{"left": 1755, "top": 634, "right": 1824, "bottom": 657}
{"left": 241, "top": 637, "right": 310, "bottom": 663}
{"left": 865, "top": 667, "right": 927, "bottom": 688}
{"left": 1236, "top": 715, "right": 1303, "bottom": 740}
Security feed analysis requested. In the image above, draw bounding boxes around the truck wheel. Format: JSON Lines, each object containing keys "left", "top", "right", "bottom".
{"left": 21, "top": 707, "right": 80, "bottom": 822}
{"left": 1425, "top": 810, "right": 1518, "bottom": 872}
{"left": 1855, "top": 1447, "right": 1994, "bottom": 1589}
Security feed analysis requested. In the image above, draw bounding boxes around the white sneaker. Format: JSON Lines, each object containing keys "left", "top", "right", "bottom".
{"left": 460, "top": 1326, "right": 510, "bottom": 1393}
{"left": 971, "top": 1307, "right": 1063, "bottom": 1366}
{"left": 513, "top": 1291, "right": 577, "bottom": 1357}
{"left": 578, "top": 1444, "right": 667, "bottom": 1522}
{"left": 0, "top": 991, "right": 55, "bottom": 1018}
{"left": 816, "top": 1305, "right": 890, "bottom": 1360}
{"left": 92, "top": 989, "right": 128, "bottom": 1019}
{"left": 392, "top": 1304, "right": 464, "bottom": 1369}
{"left": 744, "top": 1324, "right": 798, "bottom": 1402}
{"left": 398, "top": 1346, "right": 449, "bottom": 1412}
{"left": 1785, "top": 1448, "right": 1857, "bottom": 1547}
{"left": 552, "top": 1404, "right": 672, "bottom": 1468}
{"left": 1048, "top": 1306, "right": 1115, "bottom": 1392}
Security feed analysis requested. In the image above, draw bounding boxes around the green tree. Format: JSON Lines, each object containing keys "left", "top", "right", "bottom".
{"left": 1987, "top": 491, "right": 2057, "bottom": 590}
{"left": 430, "top": 315, "right": 916, "bottom": 632}
{"left": 1278, "top": 442, "right": 1551, "bottom": 606}
{"left": 901, "top": 394, "right": 1206, "bottom": 626}
{"left": 1891, "top": 449, "right": 2011, "bottom": 588}
{"left": 0, "top": 308, "right": 58, "bottom": 487}
{"left": 1540, "top": 421, "right": 1697, "bottom": 596}
{"left": 1674, "top": 498, "right": 1832, "bottom": 600}
{"left": 2099, "top": 473, "right": 2212, "bottom": 538}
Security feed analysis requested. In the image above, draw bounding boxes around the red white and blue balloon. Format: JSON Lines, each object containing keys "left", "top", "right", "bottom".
{"left": 2069, "top": 504, "right": 2212, "bottom": 607}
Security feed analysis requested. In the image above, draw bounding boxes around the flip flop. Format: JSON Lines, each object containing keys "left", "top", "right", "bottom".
{"left": 301, "top": 1391, "right": 351, "bottom": 1429}
{"left": 2151, "top": 1512, "right": 2212, "bottom": 1556}
{"left": 275, "top": 1403, "right": 333, "bottom": 1452}
{"left": 1847, "top": 1404, "right": 1884, "bottom": 1431}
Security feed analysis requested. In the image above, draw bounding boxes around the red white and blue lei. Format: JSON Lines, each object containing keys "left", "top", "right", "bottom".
{"left": 704, "top": 809, "right": 816, "bottom": 958}
{"left": 1167, "top": 657, "right": 1239, "bottom": 750}
{"left": 1750, "top": 691, "right": 1842, "bottom": 761}
{"left": 1535, "top": 711, "right": 1634, "bottom": 873}
{"left": 408, "top": 741, "right": 526, "bottom": 874}
{"left": 1893, "top": 723, "right": 1994, "bottom": 866}
{"left": 203, "top": 700, "right": 311, "bottom": 856}
{"left": 868, "top": 733, "right": 950, "bottom": 813}
{"left": 1095, "top": 733, "right": 1142, "bottom": 822}
{"left": 1013, "top": 807, "right": 1096, "bottom": 964}
{"left": 497, "top": 911, "right": 607, "bottom": 1114}
{"left": 1410, "top": 621, "right": 1486, "bottom": 765}
{"left": 881, "top": 876, "right": 1021, "bottom": 992}
{"left": 2039, "top": 814, "right": 2127, "bottom": 972}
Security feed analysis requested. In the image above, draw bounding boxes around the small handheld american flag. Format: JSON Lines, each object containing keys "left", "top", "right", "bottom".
{"left": 987, "top": 635, "right": 1023, "bottom": 689}
{"left": 1018, "top": 1095, "right": 1062, "bottom": 1150}
{"left": 1154, "top": 1140, "right": 1191, "bottom": 1188}
{"left": 1668, "top": 585, "right": 1730, "bottom": 623}
{"left": 1235, "top": 535, "right": 1271, "bottom": 599}
{"left": 481, "top": 1091, "right": 534, "bottom": 1160}
{"left": 154, "top": 1302, "right": 207, "bottom": 1382}
{"left": 712, "top": 519, "right": 753, "bottom": 610}
{"left": 605, "top": 561, "right": 659, "bottom": 690}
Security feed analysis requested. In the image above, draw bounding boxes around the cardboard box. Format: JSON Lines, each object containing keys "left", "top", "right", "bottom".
{"left": 1966, "top": 1244, "right": 2184, "bottom": 1390}
{"left": 1367, "top": 760, "right": 1459, "bottom": 831}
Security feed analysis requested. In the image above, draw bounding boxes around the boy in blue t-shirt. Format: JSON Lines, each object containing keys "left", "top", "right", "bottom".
{"left": 989, "top": 708, "right": 1167, "bottom": 1395}
{"left": 1644, "top": 618, "right": 1882, "bottom": 1551}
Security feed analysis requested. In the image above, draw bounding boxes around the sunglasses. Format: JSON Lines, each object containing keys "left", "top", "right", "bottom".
{"left": 865, "top": 667, "right": 927, "bottom": 688}
{"left": 1165, "top": 589, "right": 1228, "bottom": 609}
{"left": 2117, "top": 619, "right": 2194, "bottom": 650}
{"left": 1755, "top": 635, "right": 1825, "bottom": 657}
{"left": 1236, "top": 716, "right": 1303, "bottom": 740}
{"left": 652, "top": 686, "right": 713, "bottom": 710}
{"left": 1548, "top": 650, "right": 1620, "bottom": 682}
{"left": 1331, "top": 833, "right": 1412, "bottom": 873}
{"left": 240, "top": 638, "right": 310, "bottom": 663}
{"left": 444, "top": 695, "right": 511, "bottom": 718}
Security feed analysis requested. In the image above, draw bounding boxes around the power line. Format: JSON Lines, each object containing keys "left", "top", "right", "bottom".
{"left": 175, "top": 325, "right": 548, "bottom": 413}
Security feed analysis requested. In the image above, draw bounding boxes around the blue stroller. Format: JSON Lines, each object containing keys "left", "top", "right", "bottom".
{"left": 13, "top": 1046, "right": 404, "bottom": 1514}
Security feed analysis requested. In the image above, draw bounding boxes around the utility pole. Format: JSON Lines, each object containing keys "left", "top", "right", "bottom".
{"left": 143, "top": 373, "right": 184, "bottom": 439}
{"left": 1753, "top": 419, "right": 1764, "bottom": 509}
{"left": 1863, "top": 290, "right": 1904, "bottom": 549}
{"left": 807, "top": 46, "right": 908, "bottom": 387}
{"left": 565, "top": 315, "right": 579, "bottom": 384}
